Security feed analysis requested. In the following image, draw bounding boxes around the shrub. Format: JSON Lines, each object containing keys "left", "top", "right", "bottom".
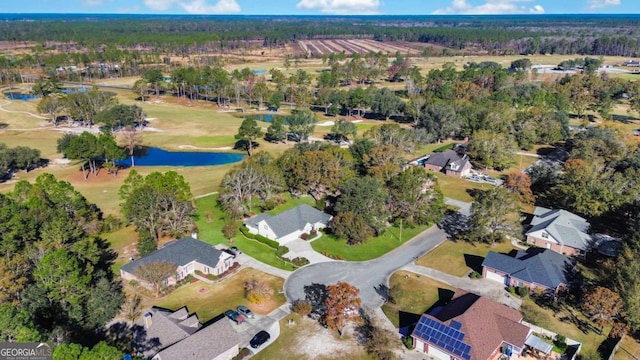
{"left": 291, "top": 257, "right": 310, "bottom": 267}
{"left": 128, "top": 280, "right": 139, "bottom": 287}
{"left": 232, "top": 347, "right": 251, "bottom": 360}
{"left": 276, "top": 246, "right": 290, "bottom": 257}
{"left": 220, "top": 262, "right": 241, "bottom": 278}
{"left": 206, "top": 274, "right": 218, "bottom": 281}
{"left": 292, "top": 299, "right": 313, "bottom": 317}
{"left": 508, "top": 286, "right": 516, "bottom": 295}
{"left": 239, "top": 226, "right": 279, "bottom": 248}
{"left": 554, "top": 334, "right": 567, "bottom": 351}
{"left": 310, "top": 229, "right": 317, "bottom": 236}
{"left": 517, "top": 286, "right": 529, "bottom": 298}
{"left": 402, "top": 336, "right": 414, "bottom": 350}
{"left": 299, "top": 233, "right": 310, "bottom": 240}
{"left": 194, "top": 270, "right": 203, "bottom": 276}
{"left": 102, "top": 215, "right": 122, "bottom": 232}
{"left": 469, "top": 271, "right": 482, "bottom": 279}
{"left": 320, "top": 251, "right": 345, "bottom": 260}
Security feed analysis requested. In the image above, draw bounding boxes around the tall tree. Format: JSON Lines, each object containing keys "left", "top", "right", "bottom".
{"left": 235, "top": 118, "right": 263, "bottom": 156}
{"left": 503, "top": 171, "right": 534, "bottom": 204}
{"left": 467, "top": 187, "right": 521, "bottom": 245}
{"left": 324, "top": 282, "right": 362, "bottom": 336}
{"left": 117, "top": 126, "right": 143, "bottom": 167}
{"left": 329, "top": 119, "right": 357, "bottom": 142}
{"left": 132, "top": 78, "right": 149, "bottom": 102}
{"left": 388, "top": 166, "right": 445, "bottom": 226}
{"left": 287, "top": 109, "right": 316, "bottom": 142}
{"left": 335, "top": 176, "right": 388, "bottom": 236}
{"left": 134, "top": 261, "right": 177, "bottom": 297}
{"left": 466, "top": 130, "right": 517, "bottom": 171}
{"left": 582, "top": 286, "right": 624, "bottom": 334}
{"left": 37, "top": 95, "right": 63, "bottom": 126}
{"left": 265, "top": 117, "right": 287, "bottom": 143}
{"left": 244, "top": 278, "right": 274, "bottom": 306}
{"left": 142, "top": 69, "right": 164, "bottom": 98}
{"left": 370, "top": 88, "right": 403, "bottom": 121}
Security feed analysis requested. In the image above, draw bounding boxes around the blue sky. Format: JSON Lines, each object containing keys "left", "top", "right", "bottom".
{"left": 3, "top": 0, "right": 638, "bottom": 15}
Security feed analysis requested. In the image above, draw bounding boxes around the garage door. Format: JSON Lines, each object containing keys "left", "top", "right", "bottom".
{"left": 428, "top": 344, "right": 451, "bottom": 360}
{"left": 485, "top": 270, "right": 507, "bottom": 285}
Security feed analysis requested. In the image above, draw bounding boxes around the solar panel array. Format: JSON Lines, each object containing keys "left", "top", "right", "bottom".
{"left": 413, "top": 317, "right": 472, "bottom": 360}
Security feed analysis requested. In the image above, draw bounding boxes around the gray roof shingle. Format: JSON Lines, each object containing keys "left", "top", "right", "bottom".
{"left": 121, "top": 237, "right": 223, "bottom": 274}
{"left": 527, "top": 207, "right": 591, "bottom": 250}
{"left": 140, "top": 307, "right": 201, "bottom": 356}
{"left": 482, "top": 249, "right": 572, "bottom": 289}
{"left": 154, "top": 317, "right": 239, "bottom": 360}
{"left": 424, "top": 149, "right": 470, "bottom": 172}
{"left": 244, "top": 204, "right": 332, "bottom": 238}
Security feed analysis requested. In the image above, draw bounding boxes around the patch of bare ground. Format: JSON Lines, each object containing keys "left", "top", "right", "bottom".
{"left": 291, "top": 319, "right": 364, "bottom": 359}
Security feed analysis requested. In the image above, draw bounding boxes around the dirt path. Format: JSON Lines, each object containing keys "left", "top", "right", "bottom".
{"left": 0, "top": 99, "right": 48, "bottom": 119}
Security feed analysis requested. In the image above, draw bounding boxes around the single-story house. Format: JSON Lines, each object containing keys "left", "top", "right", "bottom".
{"left": 423, "top": 146, "right": 472, "bottom": 178}
{"left": 121, "top": 237, "right": 234, "bottom": 287}
{"left": 525, "top": 207, "right": 591, "bottom": 256}
{"left": 243, "top": 204, "right": 332, "bottom": 245}
{"left": 139, "top": 306, "right": 239, "bottom": 360}
{"left": 412, "top": 291, "right": 531, "bottom": 360}
{"left": 623, "top": 60, "right": 640, "bottom": 67}
{"left": 482, "top": 249, "right": 573, "bottom": 293}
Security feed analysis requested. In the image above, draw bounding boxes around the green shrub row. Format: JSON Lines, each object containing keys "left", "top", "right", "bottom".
{"left": 239, "top": 226, "right": 280, "bottom": 248}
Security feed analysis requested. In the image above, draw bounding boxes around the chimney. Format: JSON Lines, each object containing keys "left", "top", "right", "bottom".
{"left": 191, "top": 231, "right": 198, "bottom": 239}
{"left": 143, "top": 312, "right": 153, "bottom": 329}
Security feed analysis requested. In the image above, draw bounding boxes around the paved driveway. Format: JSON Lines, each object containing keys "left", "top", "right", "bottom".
{"left": 284, "top": 225, "right": 448, "bottom": 308}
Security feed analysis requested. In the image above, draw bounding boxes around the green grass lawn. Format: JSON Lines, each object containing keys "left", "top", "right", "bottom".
{"left": 382, "top": 270, "right": 455, "bottom": 328}
{"left": 311, "top": 223, "right": 430, "bottom": 261}
{"left": 195, "top": 193, "right": 303, "bottom": 271}
{"left": 416, "top": 239, "right": 516, "bottom": 277}
{"left": 432, "top": 172, "right": 493, "bottom": 203}
{"left": 155, "top": 268, "right": 285, "bottom": 322}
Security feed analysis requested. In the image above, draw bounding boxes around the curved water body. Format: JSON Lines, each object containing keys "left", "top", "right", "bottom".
{"left": 117, "top": 147, "right": 245, "bottom": 167}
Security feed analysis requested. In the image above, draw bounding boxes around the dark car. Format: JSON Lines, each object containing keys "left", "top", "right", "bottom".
{"left": 224, "top": 309, "right": 245, "bottom": 324}
{"left": 250, "top": 330, "right": 270, "bottom": 349}
{"left": 229, "top": 246, "right": 241, "bottom": 255}
{"left": 237, "top": 305, "right": 254, "bottom": 319}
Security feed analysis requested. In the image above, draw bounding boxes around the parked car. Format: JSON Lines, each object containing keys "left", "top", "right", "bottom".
{"left": 224, "top": 309, "right": 245, "bottom": 324}
{"left": 229, "top": 246, "right": 241, "bottom": 255}
{"left": 237, "top": 305, "right": 254, "bottom": 319}
{"left": 250, "top": 330, "right": 270, "bottom": 348}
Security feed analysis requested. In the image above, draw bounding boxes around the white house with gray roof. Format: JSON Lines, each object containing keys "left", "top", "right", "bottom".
{"left": 243, "top": 204, "right": 332, "bottom": 245}
{"left": 121, "top": 237, "right": 234, "bottom": 288}
{"left": 525, "top": 207, "right": 591, "bottom": 256}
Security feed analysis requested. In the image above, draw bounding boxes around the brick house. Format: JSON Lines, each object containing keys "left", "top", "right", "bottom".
{"left": 121, "top": 237, "right": 234, "bottom": 287}
{"left": 482, "top": 249, "right": 573, "bottom": 294}
{"left": 525, "top": 207, "right": 591, "bottom": 256}
{"left": 423, "top": 146, "right": 472, "bottom": 178}
{"left": 411, "top": 291, "right": 531, "bottom": 360}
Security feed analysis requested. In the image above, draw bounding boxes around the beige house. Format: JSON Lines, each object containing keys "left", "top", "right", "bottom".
{"left": 121, "top": 237, "right": 234, "bottom": 287}
{"left": 525, "top": 207, "right": 591, "bottom": 257}
{"left": 243, "top": 204, "right": 332, "bottom": 245}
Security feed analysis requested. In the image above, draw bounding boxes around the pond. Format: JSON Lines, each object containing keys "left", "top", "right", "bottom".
{"left": 116, "top": 147, "right": 245, "bottom": 167}
{"left": 241, "top": 113, "right": 289, "bottom": 124}
{"left": 4, "top": 87, "right": 90, "bottom": 101}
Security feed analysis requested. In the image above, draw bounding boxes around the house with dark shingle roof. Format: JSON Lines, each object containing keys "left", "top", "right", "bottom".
{"left": 525, "top": 206, "right": 591, "bottom": 256}
{"left": 482, "top": 249, "right": 573, "bottom": 293}
{"left": 139, "top": 306, "right": 239, "bottom": 360}
{"left": 243, "top": 204, "right": 332, "bottom": 245}
{"left": 121, "top": 237, "right": 234, "bottom": 288}
{"left": 412, "top": 291, "right": 531, "bottom": 360}
{"left": 423, "top": 145, "right": 472, "bottom": 178}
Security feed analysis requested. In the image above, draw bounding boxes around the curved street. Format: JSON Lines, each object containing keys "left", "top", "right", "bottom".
{"left": 284, "top": 225, "right": 448, "bottom": 308}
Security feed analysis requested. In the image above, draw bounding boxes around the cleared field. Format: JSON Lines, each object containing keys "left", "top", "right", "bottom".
{"left": 297, "top": 39, "right": 420, "bottom": 57}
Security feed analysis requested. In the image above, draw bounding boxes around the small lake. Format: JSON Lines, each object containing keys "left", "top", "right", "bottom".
{"left": 241, "top": 113, "right": 289, "bottom": 124}
{"left": 4, "top": 87, "right": 89, "bottom": 101}
{"left": 117, "top": 147, "right": 245, "bottom": 167}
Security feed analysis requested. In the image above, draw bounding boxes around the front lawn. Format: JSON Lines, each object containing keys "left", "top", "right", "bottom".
{"left": 382, "top": 270, "right": 455, "bottom": 328}
{"left": 195, "top": 194, "right": 300, "bottom": 271}
{"left": 416, "top": 240, "right": 516, "bottom": 277}
{"left": 432, "top": 172, "right": 493, "bottom": 203}
{"left": 155, "top": 268, "right": 285, "bottom": 322}
{"left": 311, "top": 223, "right": 431, "bottom": 261}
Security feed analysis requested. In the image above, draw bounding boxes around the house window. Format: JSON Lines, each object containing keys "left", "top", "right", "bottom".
{"left": 541, "top": 231, "right": 548, "bottom": 239}
{"left": 205, "top": 267, "right": 209, "bottom": 274}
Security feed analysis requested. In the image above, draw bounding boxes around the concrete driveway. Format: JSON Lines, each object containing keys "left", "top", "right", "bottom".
{"left": 284, "top": 225, "right": 448, "bottom": 308}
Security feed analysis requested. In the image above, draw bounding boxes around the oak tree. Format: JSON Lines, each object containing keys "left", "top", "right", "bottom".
{"left": 134, "top": 261, "right": 177, "bottom": 297}
{"left": 324, "top": 282, "right": 362, "bottom": 336}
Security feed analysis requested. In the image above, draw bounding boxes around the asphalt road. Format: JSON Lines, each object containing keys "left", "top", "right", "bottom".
{"left": 284, "top": 225, "right": 448, "bottom": 308}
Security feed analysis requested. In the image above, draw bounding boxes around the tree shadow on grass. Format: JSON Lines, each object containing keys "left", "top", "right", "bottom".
{"left": 463, "top": 254, "right": 484, "bottom": 273}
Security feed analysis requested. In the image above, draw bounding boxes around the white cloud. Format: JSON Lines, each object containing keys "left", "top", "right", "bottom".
{"left": 143, "top": 0, "right": 241, "bottom": 13}
{"left": 433, "top": 0, "right": 545, "bottom": 15}
{"left": 296, "top": 0, "right": 381, "bottom": 14}
{"left": 588, "top": 0, "right": 621, "bottom": 9}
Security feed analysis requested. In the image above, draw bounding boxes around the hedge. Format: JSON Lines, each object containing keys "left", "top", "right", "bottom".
{"left": 239, "top": 226, "right": 279, "bottom": 249}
